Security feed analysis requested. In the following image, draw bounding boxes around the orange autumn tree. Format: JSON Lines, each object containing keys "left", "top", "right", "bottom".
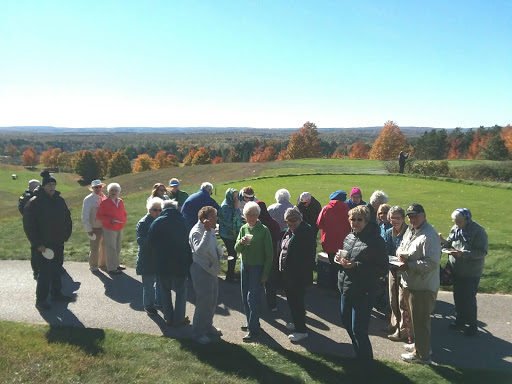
{"left": 286, "top": 121, "right": 321, "bottom": 159}
{"left": 500, "top": 124, "right": 512, "bottom": 154}
{"left": 369, "top": 121, "right": 408, "bottom": 160}
{"left": 349, "top": 141, "right": 369, "bottom": 159}
{"left": 183, "top": 149, "right": 198, "bottom": 166}
{"left": 250, "top": 146, "right": 277, "bottom": 163}
{"left": 212, "top": 156, "right": 223, "bottom": 164}
{"left": 132, "top": 154, "right": 155, "bottom": 173}
{"left": 40, "top": 146, "right": 62, "bottom": 168}
{"left": 191, "top": 147, "right": 212, "bottom": 165}
{"left": 153, "top": 150, "right": 179, "bottom": 169}
{"left": 467, "top": 131, "right": 492, "bottom": 159}
{"left": 22, "top": 146, "right": 39, "bottom": 167}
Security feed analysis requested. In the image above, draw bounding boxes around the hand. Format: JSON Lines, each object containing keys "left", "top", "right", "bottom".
{"left": 340, "top": 258, "right": 356, "bottom": 269}
{"left": 439, "top": 233, "right": 445, "bottom": 243}
{"left": 334, "top": 254, "right": 341, "bottom": 264}
{"left": 398, "top": 262, "right": 409, "bottom": 271}
{"left": 240, "top": 236, "right": 249, "bottom": 245}
{"left": 37, "top": 245, "right": 46, "bottom": 253}
{"left": 201, "top": 219, "right": 213, "bottom": 231}
{"left": 261, "top": 276, "right": 268, "bottom": 284}
{"left": 448, "top": 250, "right": 463, "bottom": 258}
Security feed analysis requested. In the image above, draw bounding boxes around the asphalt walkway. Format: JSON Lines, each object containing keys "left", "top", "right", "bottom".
{"left": 1, "top": 260, "right": 511, "bottom": 372}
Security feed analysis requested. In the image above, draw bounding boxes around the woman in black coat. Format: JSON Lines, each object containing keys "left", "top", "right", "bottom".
{"left": 279, "top": 207, "right": 317, "bottom": 343}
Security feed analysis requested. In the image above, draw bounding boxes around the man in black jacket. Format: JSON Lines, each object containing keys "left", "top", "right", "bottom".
{"left": 18, "top": 179, "right": 41, "bottom": 279}
{"left": 23, "top": 171, "right": 73, "bottom": 311}
{"left": 296, "top": 192, "right": 322, "bottom": 239}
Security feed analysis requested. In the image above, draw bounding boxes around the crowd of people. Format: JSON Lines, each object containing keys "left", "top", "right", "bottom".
{"left": 19, "top": 170, "right": 488, "bottom": 369}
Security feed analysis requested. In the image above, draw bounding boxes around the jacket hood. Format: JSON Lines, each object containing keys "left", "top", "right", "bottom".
{"left": 221, "top": 188, "right": 238, "bottom": 208}
{"left": 161, "top": 207, "right": 181, "bottom": 218}
{"left": 34, "top": 186, "right": 61, "bottom": 198}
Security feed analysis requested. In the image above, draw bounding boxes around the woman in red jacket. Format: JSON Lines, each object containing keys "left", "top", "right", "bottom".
{"left": 96, "top": 183, "right": 127, "bottom": 274}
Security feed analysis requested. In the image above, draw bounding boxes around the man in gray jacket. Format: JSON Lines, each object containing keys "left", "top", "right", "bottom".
{"left": 397, "top": 203, "right": 441, "bottom": 365}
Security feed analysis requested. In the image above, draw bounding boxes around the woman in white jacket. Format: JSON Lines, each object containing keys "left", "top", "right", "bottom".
{"left": 81, "top": 179, "right": 106, "bottom": 271}
{"left": 189, "top": 205, "right": 223, "bottom": 344}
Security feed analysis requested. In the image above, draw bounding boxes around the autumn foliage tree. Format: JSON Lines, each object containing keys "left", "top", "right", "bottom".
{"left": 212, "top": 156, "right": 223, "bottom": 164}
{"left": 349, "top": 141, "right": 369, "bottom": 159}
{"left": 183, "top": 149, "right": 198, "bottom": 166}
{"left": 192, "top": 147, "right": 212, "bottom": 165}
{"left": 467, "top": 129, "right": 492, "bottom": 159}
{"left": 153, "top": 150, "right": 179, "bottom": 169}
{"left": 40, "top": 146, "right": 62, "bottom": 169}
{"left": 108, "top": 150, "right": 132, "bottom": 177}
{"left": 94, "top": 149, "right": 111, "bottom": 178}
{"left": 226, "top": 147, "right": 240, "bottom": 163}
{"left": 250, "top": 146, "right": 277, "bottom": 163}
{"left": 500, "top": 125, "right": 512, "bottom": 154}
{"left": 286, "top": 121, "right": 321, "bottom": 159}
{"left": 72, "top": 150, "right": 100, "bottom": 183}
{"left": 22, "top": 146, "right": 39, "bottom": 167}
{"left": 133, "top": 154, "right": 155, "bottom": 173}
{"left": 4, "top": 144, "right": 20, "bottom": 157}
{"left": 57, "top": 151, "right": 73, "bottom": 172}
{"left": 369, "top": 121, "right": 408, "bottom": 160}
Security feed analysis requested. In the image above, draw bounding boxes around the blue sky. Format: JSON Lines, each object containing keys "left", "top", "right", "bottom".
{"left": 1, "top": 0, "right": 511, "bottom": 128}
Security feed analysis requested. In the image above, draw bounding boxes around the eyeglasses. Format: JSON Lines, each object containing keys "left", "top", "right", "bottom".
{"left": 151, "top": 208, "right": 162, "bottom": 212}
{"left": 349, "top": 217, "right": 364, "bottom": 222}
{"left": 285, "top": 218, "right": 299, "bottom": 223}
{"left": 93, "top": 186, "right": 102, "bottom": 189}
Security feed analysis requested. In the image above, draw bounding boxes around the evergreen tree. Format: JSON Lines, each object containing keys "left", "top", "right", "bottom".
{"left": 73, "top": 150, "right": 100, "bottom": 183}
{"left": 108, "top": 150, "right": 132, "bottom": 177}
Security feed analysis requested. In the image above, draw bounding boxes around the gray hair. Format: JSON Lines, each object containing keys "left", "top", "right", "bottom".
{"left": 146, "top": 197, "right": 163, "bottom": 212}
{"left": 107, "top": 183, "right": 121, "bottom": 193}
{"left": 451, "top": 210, "right": 464, "bottom": 222}
{"left": 162, "top": 200, "right": 178, "bottom": 210}
{"left": 275, "top": 188, "right": 291, "bottom": 203}
{"left": 243, "top": 201, "right": 261, "bottom": 217}
{"left": 388, "top": 205, "right": 405, "bottom": 221}
{"left": 369, "top": 190, "right": 389, "bottom": 205}
{"left": 201, "top": 182, "right": 213, "bottom": 193}
{"left": 284, "top": 207, "right": 302, "bottom": 222}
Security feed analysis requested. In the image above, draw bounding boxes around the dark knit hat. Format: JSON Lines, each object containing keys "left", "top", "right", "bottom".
{"left": 40, "top": 170, "right": 57, "bottom": 186}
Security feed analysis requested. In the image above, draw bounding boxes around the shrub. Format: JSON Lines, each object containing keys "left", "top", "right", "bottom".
{"left": 451, "top": 162, "right": 512, "bottom": 182}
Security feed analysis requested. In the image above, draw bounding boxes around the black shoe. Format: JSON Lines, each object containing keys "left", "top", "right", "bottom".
{"left": 145, "top": 307, "right": 158, "bottom": 315}
{"left": 243, "top": 331, "right": 260, "bottom": 342}
{"left": 35, "top": 301, "right": 51, "bottom": 311}
{"left": 463, "top": 326, "right": 478, "bottom": 336}
{"left": 53, "top": 294, "right": 74, "bottom": 303}
{"left": 448, "top": 321, "right": 465, "bottom": 330}
{"left": 108, "top": 269, "right": 122, "bottom": 275}
{"left": 240, "top": 325, "right": 248, "bottom": 331}
{"left": 33, "top": 271, "right": 38, "bottom": 280}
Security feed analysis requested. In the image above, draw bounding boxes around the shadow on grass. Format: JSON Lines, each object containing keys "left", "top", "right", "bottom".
{"left": 46, "top": 325, "right": 105, "bottom": 356}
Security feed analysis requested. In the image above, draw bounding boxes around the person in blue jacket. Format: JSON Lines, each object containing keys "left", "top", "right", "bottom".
{"left": 181, "top": 182, "right": 220, "bottom": 232}
{"left": 218, "top": 188, "right": 242, "bottom": 282}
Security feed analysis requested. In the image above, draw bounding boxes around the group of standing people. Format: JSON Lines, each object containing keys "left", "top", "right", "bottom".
{"left": 20, "top": 171, "right": 488, "bottom": 368}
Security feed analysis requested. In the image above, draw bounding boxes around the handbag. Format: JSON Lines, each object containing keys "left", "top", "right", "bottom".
{"left": 440, "top": 261, "right": 454, "bottom": 286}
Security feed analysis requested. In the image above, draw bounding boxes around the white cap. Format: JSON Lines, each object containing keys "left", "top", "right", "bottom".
{"left": 300, "top": 192, "right": 312, "bottom": 202}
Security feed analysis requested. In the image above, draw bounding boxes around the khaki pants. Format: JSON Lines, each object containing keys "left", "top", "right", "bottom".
{"left": 89, "top": 227, "right": 106, "bottom": 269}
{"left": 389, "top": 271, "right": 413, "bottom": 338}
{"left": 103, "top": 228, "right": 122, "bottom": 272}
{"left": 407, "top": 289, "right": 437, "bottom": 361}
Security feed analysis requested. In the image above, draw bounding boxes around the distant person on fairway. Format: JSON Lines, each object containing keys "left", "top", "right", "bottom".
{"left": 440, "top": 208, "right": 488, "bottom": 337}
{"left": 168, "top": 178, "right": 189, "bottom": 212}
{"left": 268, "top": 188, "right": 294, "bottom": 231}
{"left": 398, "top": 151, "right": 409, "bottom": 174}
{"left": 23, "top": 170, "right": 73, "bottom": 311}
{"left": 81, "top": 179, "right": 107, "bottom": 272}
{"left": 18, "top": 178, "right": 41, "bottom": 279}
{"left": 181, "top": 182, "right": 220, "bottom": 232}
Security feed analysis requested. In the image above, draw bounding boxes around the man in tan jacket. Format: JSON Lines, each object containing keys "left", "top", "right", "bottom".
{"left": 81, "top": 180, "right": 106, "bottom": 271}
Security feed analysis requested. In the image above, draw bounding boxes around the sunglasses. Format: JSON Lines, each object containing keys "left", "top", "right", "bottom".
{"left": 93, "top": 186, "right": 102, "bottom": 189}
{"left": 350, "top": 217, "right": 364, "bottom": 222}
{"left": 286, "top": 218, "right": 299, "bottom": 223}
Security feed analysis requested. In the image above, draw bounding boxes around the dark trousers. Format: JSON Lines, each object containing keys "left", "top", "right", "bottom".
{"left": 30, "top": 246, "right": 38, "bottom": 275}
{"left": 221, "top": 237, "right": 237, "bottom": 279}
{"left": 341, "top": 292, "right": 376, "bottom": 368}
{"left": 284, "top": 272, "right": 307, "bottom": 333}
{"left": 453, "top": 275, "right": 480, "bottom": 328}
{"left": 36, "top": 244, "right": 64, "bottom": 302}
{"left": 399, "top": 162, "right": 405, "bottom": 173}
{"left": 264, "top": 258, "right": 280, "bottom": 309}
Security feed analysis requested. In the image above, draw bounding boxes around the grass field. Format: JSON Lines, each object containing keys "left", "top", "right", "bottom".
{"left": 2, "top": 160, "right": 511, "bottom": 293}
{"left": 1, "top": 321, "right": 510, "bottom": 384}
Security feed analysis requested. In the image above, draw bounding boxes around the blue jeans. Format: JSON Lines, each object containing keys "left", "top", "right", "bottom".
{"left": 159, "top": 275, "right": 188, "bottom": 323}
{"left": 453, "top": 275, "right": 480, "bottom": 328}
{"left": 340, "top": 292, "right": 376, "bottom": 368}
{"left": 142, "top": 274, "right": 162, "bottom": 308}
{"left": 241, "top": 263, "right": 264, "bottom": 333}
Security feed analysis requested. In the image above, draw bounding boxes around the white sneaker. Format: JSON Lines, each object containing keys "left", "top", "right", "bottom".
{"left": 194, "top": 335, "right": 211, "bottom": 344}
{"left": 288, "top": 332, "right": 308, "bottom": 342}
{"left": 401, "top": 352, "right": 431, "bottom": 365}
{"left": 403, "top": 343, "right": 433, "bottom": 356}
{"left": 285, "top": 322, "right": 295, "bottom": 331}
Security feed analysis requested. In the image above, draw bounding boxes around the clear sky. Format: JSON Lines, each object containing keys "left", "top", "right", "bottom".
{"left": 1, "top": 0, "right": 511, "bottom": 129}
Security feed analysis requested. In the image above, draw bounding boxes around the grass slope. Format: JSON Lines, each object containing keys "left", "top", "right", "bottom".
{"left": 1, "top": 321, "right": 510, "bottom": 384}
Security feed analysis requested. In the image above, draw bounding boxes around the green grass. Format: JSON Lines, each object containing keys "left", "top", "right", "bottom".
{"left": 2, "top": 160, "right": 511, "bottom": 293}
{"left": 1, "top": 321, "right": 510, "bottom": 384}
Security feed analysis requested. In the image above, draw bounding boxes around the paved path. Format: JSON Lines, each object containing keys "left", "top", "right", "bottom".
{"left": 1, "top": 260, "right": 511, "bottom": 372}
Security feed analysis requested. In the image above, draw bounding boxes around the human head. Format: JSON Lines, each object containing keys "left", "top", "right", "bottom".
{"left": 350, "top": 187, "right": 362, "bottom": 204}
{"left": 348, "top": 205, "right": 370, "bottom": 233}
{"left": 369, "top": 190, "right": 389, "bottom": 210}
{"left": 242, "top": 186, "right": 255, "bottom": 202}
{"left": 198, "top": 206, "right": 218, "bottom": 231}
{"left": 275, "top": 189, "right": 291, "bottom": 203}
{"left": 406, "top": 203, "right": 426, "bottom": 229}
{"left": 151, "top": 183, "right": 167, "bottom": 198}
{"left": 243, "top": 201, "right": 261, "bottom": 226}
{"left": 169, "top": 178, "right": 180, "bottom": 193}
{"left": 299, "top": 192, "right": 312, "bottom": 207}
{"left": 329, "top": 190, "right": 347, "bottom": 201}
{"left": 41, "top": 170, "right": 56, "bottom": 196}
{"left": 162, "top": 199, "right": 178, "bottom": 210}
{"left": 377, "top": 204, "right": 391, "bottom": 224}
{"left": 147, "top": 197, "right": 163, "bottom": 219}
{"left": 388, "top": 205, "right": 405, "bottom": 230}
{"left": 28, "top": 179, "right": 41, "bottom": 192}
{"left": 284, "top": 206, "right": 302, "bottom": 232}
{"left": 201, "top": 182, "right": 214, "bottom": 195}
{"left": 107, "top": 183, "right": 121, "bottom": 199}
{"left": 451, "top": 208, "right": 472, "bottom": 229}
{"left": 89, "top": 179, "right": 106, "bottom": 194}
{"left": 225, "top": 188, "right": 239, "bottom": 205}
